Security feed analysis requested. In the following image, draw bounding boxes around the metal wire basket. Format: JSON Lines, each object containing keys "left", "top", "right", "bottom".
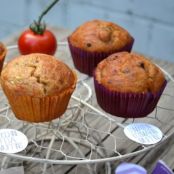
{"left": 0, "top": 44, "right": 174, "bottom": 174}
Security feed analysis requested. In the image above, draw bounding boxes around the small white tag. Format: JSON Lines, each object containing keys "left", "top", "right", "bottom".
{"left": 124, "top": 123, "right": 163, "bottom": 145}
{"left": 0, "top": 129, "right": 28, "bottom": 153}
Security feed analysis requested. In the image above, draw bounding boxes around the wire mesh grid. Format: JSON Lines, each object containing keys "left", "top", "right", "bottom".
{"left": 0, "top": 74, "right": 174, "bottom": 161}
{"left": 0, "top": 45, "right": 174, "bottom": 174}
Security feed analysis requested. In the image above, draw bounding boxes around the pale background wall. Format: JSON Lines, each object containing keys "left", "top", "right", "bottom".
{"left": 0, "top": 0, "right": 174, "bottom": 62}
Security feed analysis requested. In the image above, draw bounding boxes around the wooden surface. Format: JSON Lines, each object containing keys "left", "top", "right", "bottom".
{"left": 1, "top": 27, "right": 174, "bottom": 174}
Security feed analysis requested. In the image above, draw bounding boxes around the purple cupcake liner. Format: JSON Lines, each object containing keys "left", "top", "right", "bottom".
{"left": 94, "top": 76, "right": 167, "bottom": 118}
{"left": 68, "top": 37, "right": 134, "bottom": 76}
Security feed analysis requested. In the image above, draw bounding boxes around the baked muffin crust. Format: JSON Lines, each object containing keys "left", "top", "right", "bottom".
{"left": 95, "top": 52, "right": 165, "bottom": 93}
{"left": 1, "top": 53, "right": 76, "bottom": 97}
{"left": 69, "top": 19, "right": 133, "bottom": 52}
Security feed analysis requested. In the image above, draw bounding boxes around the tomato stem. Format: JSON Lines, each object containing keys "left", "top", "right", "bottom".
{"left": 38, "top": 0, "right": 59, "bottom": 26}
{"left": 30, "top": 0, "right": 59, "bottom": 34}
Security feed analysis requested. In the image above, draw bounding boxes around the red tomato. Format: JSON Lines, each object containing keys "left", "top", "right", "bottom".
{"left": 18, "top": 29, "right": 57, "bottom": 55}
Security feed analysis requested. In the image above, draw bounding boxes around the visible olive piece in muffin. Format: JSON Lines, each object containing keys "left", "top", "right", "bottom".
{"left": 1, "top": 53, "right": 77, "bottom": 122}
{"left": 94, "top": 52, "right": 167, "bottom": 118}
{"left": 68, "top": 19, "right": 134, "bottom": 76}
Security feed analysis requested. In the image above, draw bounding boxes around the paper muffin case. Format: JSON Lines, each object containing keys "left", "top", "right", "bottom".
{"left": 68, "top": 38, "right": 134, "bottom": 76}
{"left": 94, "top": 77, "right": 167, "bottom": 118}
{"left": 2, "top": 86, "right": 75, "bottom": 123}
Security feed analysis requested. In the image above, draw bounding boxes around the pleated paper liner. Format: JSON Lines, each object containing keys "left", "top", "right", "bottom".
{"left": 2, "top": 86, "right": 75, "bottom": 122}
{"left": 94, "top": 77, "right": 167, "bottom": 118}
{"left": 68, "top": 38, "right": 134, "bottom": 76}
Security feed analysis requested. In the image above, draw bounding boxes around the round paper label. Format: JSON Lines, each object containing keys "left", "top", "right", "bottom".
{"left": 0, "top": 129, "right": 28, "bottom": 153}
{"left": 124, "top": 123, "right": 163, "bottom": 145}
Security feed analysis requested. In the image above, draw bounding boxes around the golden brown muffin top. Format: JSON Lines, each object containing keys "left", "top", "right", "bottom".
{"left": 95, "top": 52, "right": 165, "bottom": 93}
{"left": 69, "top": 19, "right": 133, "bottom": 52}
{"left": 1, "top": 53, "right": 76, "bottom": 97}
{"left": 0, "top": 42, "right": 7, "bottom": 60}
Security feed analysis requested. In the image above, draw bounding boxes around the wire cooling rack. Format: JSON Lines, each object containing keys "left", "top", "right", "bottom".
{"left": 0, "top": 44, "right": 174, "bottom": 174}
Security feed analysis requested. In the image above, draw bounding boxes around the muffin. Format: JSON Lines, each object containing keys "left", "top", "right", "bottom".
{"left": 1, "top": 53, "right": 77, "bottom": 122}
{"left": 94, "top": 52, "right": 167, "bottom": 118}
{"left": 0, "top": 42, "right": 7, "bottom": 74}
{"left": 68, "top": 19, "right": 134, "bottom": 76}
